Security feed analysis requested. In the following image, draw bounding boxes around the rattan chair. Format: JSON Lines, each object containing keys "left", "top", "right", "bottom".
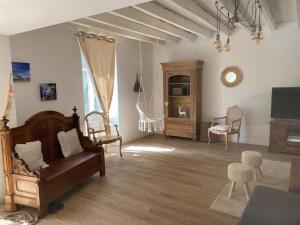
{"left": 85, "top": 111, "right": 122, "bottom": 157}
{"left": 208, "top": 105, "right": 243, "bottom": 151}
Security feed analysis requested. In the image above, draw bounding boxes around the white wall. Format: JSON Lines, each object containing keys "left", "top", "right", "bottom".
{"left": 10, "top": 23, "right": 153, "bottom": 143}
{"left": 154, "top": 22, "right": 300, "bottom": 146}
{"left": 0, "top": 35, "right": 17, "bottom": 201}
{"left": 10, "top": 23, "right": 85, "bottom": 126}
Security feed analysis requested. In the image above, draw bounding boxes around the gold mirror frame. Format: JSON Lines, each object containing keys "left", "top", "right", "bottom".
{"left": 221, "top": 66, "right": 243, "bottom": 88}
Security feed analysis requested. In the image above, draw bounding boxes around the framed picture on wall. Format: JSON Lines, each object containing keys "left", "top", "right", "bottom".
{"left": 12, "top": 62, "right": 31, "bottom": 82}
{"left": 40, "top": 83, "right": 57, "bottom": 101}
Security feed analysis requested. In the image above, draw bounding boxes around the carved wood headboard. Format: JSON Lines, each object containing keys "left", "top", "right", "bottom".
{"left": 11, "top": 109, "right": 79, "bottom": 163}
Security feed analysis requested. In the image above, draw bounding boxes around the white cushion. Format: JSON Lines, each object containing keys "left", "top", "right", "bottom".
{"left": 57, "top": 128, "right": 83, "bottom": 157}
{"left": 228, "top": 163, "right": 252, "bottom": 183}
{"left": 15, "top": 141, "right": 49, "bottom": 171}
{"left": 209, "top": 124, "right": 231, "bottom": 132}
{"left": 242, "top": 151, "right": 263, "bottom": 167}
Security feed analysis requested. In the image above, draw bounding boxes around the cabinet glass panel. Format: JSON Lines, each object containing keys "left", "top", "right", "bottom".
{"left": 167, "top": 75, "right": 191, "bottom": 119}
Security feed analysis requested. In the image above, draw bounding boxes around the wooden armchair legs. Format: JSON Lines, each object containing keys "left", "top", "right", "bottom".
{"left": 119, "top": 138, "right": 123, "bottom": 158}
{"left": 102, "top": 137, "right": 123, "bottom": 158}
{"left": 208, "top": 130, "right": 211, "bottom": 147}
{"left": 225, "top": 133, "right": 228, "bottom": 151}
{"left": 208, "top": 130, "right": 241, "bottom": 151}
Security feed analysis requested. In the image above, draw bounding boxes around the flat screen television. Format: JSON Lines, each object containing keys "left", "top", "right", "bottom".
{"left": 271, "top": 87, "right": 300, "bottom": 120}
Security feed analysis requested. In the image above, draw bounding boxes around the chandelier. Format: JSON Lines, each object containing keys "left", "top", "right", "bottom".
{"left": 213, "top": 0, "right": 264, "bottom": 52}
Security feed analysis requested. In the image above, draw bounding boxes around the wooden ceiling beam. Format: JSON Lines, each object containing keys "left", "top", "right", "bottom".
{"left": 110, "top": 7, "right": 197, "bottom": 41}
{"left": 71, "top": 19, "right": 166, "bottom": 44}
{"left": 156, "top": 0, "right": 230, "bottom": 34}
{"left": 89, "top": 13, "right": 180, "bottom": 43}
{"left": 133, "top": 2, "right": 213, "bottom": 38}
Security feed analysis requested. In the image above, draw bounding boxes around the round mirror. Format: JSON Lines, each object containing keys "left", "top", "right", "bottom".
{"left": 221, "top": 66, "right": 243, "bottom": 88}
{"left": 225, "top": 72, "right": 237, "bottom": 83}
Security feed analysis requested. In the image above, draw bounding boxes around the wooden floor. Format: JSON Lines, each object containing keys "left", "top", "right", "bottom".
{"left": 1, "top": 135, "right": 295, "bottom": 225}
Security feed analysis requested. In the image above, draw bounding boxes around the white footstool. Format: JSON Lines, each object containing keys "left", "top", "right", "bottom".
{"left": 227, "top": 163, "right": 252, "bottom": 201}
{"left": 242, "top": 151, "right": 263, "bottom": 182}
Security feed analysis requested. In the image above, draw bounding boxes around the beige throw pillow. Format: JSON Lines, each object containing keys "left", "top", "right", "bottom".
{"left": 57, "top": 128, "right": 83, "bottom": 157}
{"left": 15, "top": 141, "right": 49, "bottom": 171}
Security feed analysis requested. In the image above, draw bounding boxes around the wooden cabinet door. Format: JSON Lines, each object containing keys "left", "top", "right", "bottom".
{"left": 164, "top": 71, "right": 192, "bottom": 120}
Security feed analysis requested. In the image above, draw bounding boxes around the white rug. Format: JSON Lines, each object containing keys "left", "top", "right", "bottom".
{"left": 210, "top": 159, "right": 291, "bottom": 218}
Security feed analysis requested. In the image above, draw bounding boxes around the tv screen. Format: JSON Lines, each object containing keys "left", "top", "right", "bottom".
{"left": 271, "top": 87, "right": 300, "bottom": 120}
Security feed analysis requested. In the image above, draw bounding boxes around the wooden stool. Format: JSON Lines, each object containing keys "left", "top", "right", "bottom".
{"left": 242, "top": 151, "right": 263, "bottom": 182}
{"left": 227, "top": 163, "right": 252, "bottom": 201}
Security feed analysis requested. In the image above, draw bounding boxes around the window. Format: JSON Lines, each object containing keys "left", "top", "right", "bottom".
{"left": 81, "top": 53, "right": 119, "bottom": 125}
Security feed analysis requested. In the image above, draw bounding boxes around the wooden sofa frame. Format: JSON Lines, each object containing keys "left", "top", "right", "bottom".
{"left": 0, "top": 107, "right": 105, "bottom": 218}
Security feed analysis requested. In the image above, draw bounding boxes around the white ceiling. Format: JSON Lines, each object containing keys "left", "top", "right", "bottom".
{"left": 0, "top": 0, "right": 150, "bottom": 35}
{"left": 0, "top": 0, "right": 297, "bottom": 37}
{"left": 267, "top": 0, "right": 297, "bottom": 22}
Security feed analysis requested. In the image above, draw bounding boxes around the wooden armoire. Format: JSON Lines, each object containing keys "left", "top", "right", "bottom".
{"left": 161, "top": 60, "right": 203, "bottom": 140}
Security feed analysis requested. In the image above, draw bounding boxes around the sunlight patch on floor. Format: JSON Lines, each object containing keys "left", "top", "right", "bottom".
{"left": 125, "top": 145, "right": 175, "bottom": 153}
{"left": 105, "top": 153, "right": 118, "bottom": 157}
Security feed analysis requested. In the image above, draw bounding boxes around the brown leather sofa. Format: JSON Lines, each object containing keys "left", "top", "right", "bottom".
{"left": 0, "top": 107, "right": 105, "bottom": 218}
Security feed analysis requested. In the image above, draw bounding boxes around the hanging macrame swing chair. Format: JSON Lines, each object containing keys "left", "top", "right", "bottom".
{"left": 136, "top": 40, "right": 164, "bottom": 133}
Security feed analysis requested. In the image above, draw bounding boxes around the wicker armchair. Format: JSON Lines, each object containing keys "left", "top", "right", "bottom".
{"left": 208, "top": 105, "right": 243, "bottom": 151}
{"left": 85, "top": 111, "right": 122, "bottom": 157}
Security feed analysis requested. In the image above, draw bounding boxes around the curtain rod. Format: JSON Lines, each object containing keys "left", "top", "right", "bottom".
{"left": 77, "top": 31, "right": 115, "bottom": 43}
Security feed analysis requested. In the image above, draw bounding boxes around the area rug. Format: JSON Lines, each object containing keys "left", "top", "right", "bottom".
{"left": 0, "top": 212, "right": 38, "bottom": 225}
{"left": 210, "top": 159, "right": 291, "bottom": 218}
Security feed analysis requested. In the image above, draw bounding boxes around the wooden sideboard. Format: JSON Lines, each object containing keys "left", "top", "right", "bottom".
{"left": 269, "top": 119, "right": 300, "bottom": 155}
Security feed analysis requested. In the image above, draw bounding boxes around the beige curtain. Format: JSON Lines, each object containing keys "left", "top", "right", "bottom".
{"left": 78, "top": 33, "right": 116, "bottom": 133}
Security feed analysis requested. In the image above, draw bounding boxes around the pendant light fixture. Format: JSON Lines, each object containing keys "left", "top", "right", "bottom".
{"left": 214, "top": 0, "right": 264, "bottom": 52}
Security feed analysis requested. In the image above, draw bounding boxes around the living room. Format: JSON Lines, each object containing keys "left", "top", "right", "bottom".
{"left": 0, "top": 0, "right": 299, "bottom": 224}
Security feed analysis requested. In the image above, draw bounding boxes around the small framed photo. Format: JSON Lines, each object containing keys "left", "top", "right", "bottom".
{"left": 12, "top": 62, "right": 30, "bottom": 82}
{"left": 40, "top": 83, "right": 57, "bottom": 101}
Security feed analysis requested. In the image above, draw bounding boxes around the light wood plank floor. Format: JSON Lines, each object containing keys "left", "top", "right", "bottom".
{"left": 0, "top": 135, "right": 295, "bottom": 225}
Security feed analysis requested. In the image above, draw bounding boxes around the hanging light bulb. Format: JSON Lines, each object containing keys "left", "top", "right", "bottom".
{"left": 255, "top": 32, "right": 264, "bottom": 44}
{"left": 251, "top": 30, "right": 258, "bottom": 40}
{"left": 213, "top": 34, "right": 222, "bottom": 52}
{"left": 222, "top": 12, "right": 231, "bottom": 53}
{"left": 213, "top": 39, "right": 221, "bottom": 49}
{"left": 259, "top": 31, "right": 265, "bottom": 41}
{"left": 255, "top": 26, "right": 265, "bottom": 44}
{"left": 217, "top": 45, "right": 223, "bottom": 53}
{"left": 223, "top": 38, "right": 231, "bottom": 52}
{"left": 257, "top": 26, "right": 265, "bottom": 41}
{"left": 214, "top": 2, "right": 223, "bottom": 53}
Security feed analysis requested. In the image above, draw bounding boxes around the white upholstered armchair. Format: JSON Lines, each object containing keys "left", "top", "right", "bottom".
{"left": 208, "top": 105, "right": 243, "bottom": 151}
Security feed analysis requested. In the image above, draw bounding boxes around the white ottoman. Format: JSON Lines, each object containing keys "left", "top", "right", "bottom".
{"left": 242, "top": 151, "right": 263, "bottom": 182}
{"left": 227, "top": 163, "right": 252, "bottom": 201}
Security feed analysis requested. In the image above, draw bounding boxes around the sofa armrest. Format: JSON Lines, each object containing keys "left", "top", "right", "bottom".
{"left": 78, "top": 131, "right": 106, "bottom": 176}
{"left": 11, "top": 152, "right": 39, "bottom": 177}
